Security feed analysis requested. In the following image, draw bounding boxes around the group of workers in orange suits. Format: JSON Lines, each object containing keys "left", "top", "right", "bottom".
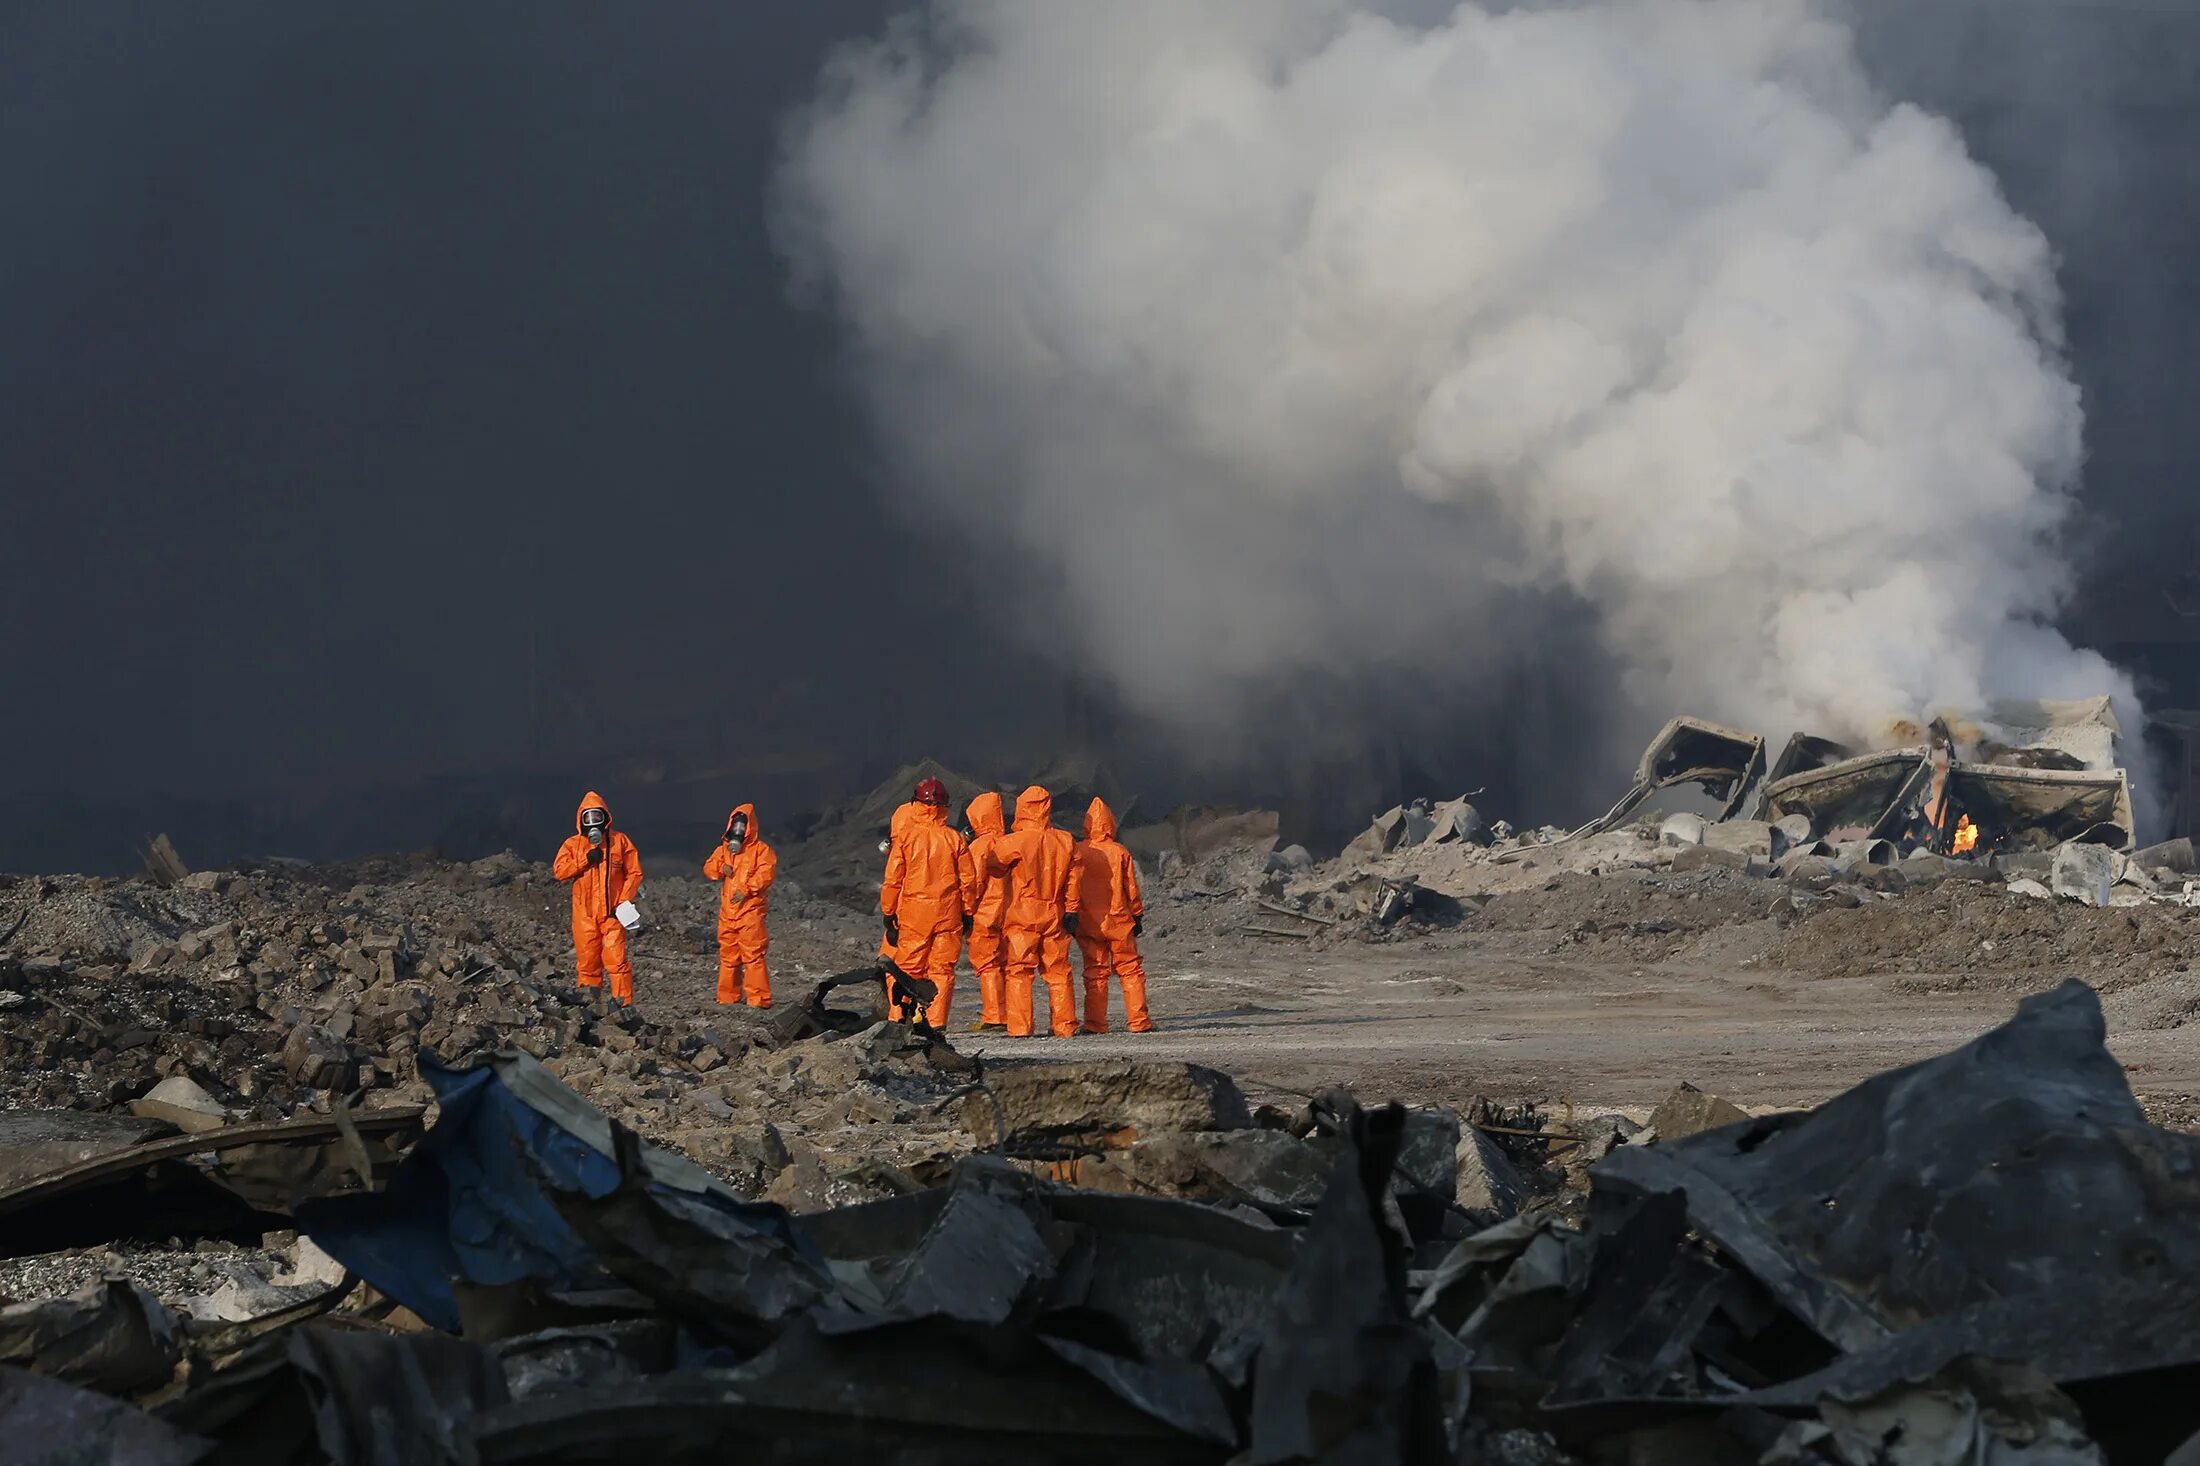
{"left": 553, "top": 779, "right": 1153, "bottom": 1037}
{"left": 879, "top": 777, "right": 1154, "bottom": 1036}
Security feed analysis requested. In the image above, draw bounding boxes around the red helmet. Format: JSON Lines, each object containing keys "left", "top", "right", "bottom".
{"left": 914, "top": 777, "right": 949, "bottom": 807}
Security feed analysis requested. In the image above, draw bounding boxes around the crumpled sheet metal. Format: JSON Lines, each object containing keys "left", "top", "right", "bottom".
{"left": 468, "top": 1343, "right": 1215, "bottom": 1465}
{"left": 0, "top": 1279, "right": 180, "bottom": 1397}
{"left": 159, "top": 1324, "right": 508, "bottom": 1466}
{"left": 1397, "top": 978, "right": 2200, "bottom": 1462}
{"left": 1244, "top": 1103, "right": 1447, "bottom": 1465}
{"left": 1757, "top": 747, "right": 1933, "bottom": 844}
{"left": 810, "top": 1160, "right": 1057, "bottom": 1332}
{"left": 290, "top": 1038, "right": 1448, "bottom": 1459}
{"left": 299, "top": 1049, "right": 815, "bottom": 1334}
{"left": 1756, "top": 1358, "right": 2105, "bottom": 1466}
{"left": 473, "top": 1108, "right": 1442, "bottom": 1463}
{"left": 0, "top": 1109, "right": 424, "bottom": 1258}
{"left": 1594, "top": 981, "right": 2200, "bottom": 1356}
{"left": 1938, "top": 761, "right": 2135, "bottom": 852}
{"left": 541, "top": 1125, "right": 831, "bottom": 1347}
{"left": 0, "top": 1365, "right": 210, "bottom": 1466}
{"left": 1570, "top": 717, "right": 1767, "bottom": 839}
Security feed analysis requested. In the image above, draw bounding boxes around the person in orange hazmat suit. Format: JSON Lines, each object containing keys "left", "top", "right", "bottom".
{"left": 552, "top": 791, "right": 643, "bottom": 1007}
{"left": 962, "top": 791, "right": 1011, "bottom": 1033}
{"left": 984, "top": 785, "right": 1082, "bottom": 1038}
{"left": 1073, "top": 797, "right": 1154, "bottom": 1034}
{"left": 703, "top": 803, "right": 776, "bottom": 1007}
{"left": 881, "top": 777, "right": 977, "bottom": 1028}
{"left": 875, "top": 800, "right": 920, "bottom": 969}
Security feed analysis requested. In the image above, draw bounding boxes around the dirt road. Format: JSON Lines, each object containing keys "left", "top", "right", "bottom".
{"left": 641, "top": 866, "right": 2200, "bottom": 1121}
{"left": 967, "top": 931, "right": 2199, "bottom": 1115}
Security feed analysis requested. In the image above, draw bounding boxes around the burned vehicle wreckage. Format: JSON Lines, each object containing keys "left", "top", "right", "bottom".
{"left": 1573, "top": 698, "right": 2138, "bottom": 860}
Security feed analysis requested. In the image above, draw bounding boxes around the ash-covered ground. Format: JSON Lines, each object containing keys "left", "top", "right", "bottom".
{"left": 8, "top": 800, "right": 2198, "bottom": 1224}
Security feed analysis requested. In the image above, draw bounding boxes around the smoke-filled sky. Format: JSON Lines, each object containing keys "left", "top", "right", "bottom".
{"left": 2, "top": 0, "right": 2195, "bottom": 867}
{"left": 775, "top": 0, "right": 2140, "bottom": 757}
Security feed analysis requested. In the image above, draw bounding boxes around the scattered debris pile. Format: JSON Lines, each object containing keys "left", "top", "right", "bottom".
{"left": 0, "top": 854, "right": 875, "bottom": 1131}
{"left": 1257, "top": 696, "right": 2180, "bottom": 929}
{"left": 1331, "top": 697, "right": 2134, "bottom": 871}
{"left": 1637, "top": 697, "right": 2136, "bottom": 855}
{"left": 4, "top": 979, "right": 2195, "bottom": 1462}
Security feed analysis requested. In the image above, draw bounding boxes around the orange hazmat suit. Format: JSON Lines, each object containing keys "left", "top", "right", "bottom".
{"left": 986, "top": 785, "right": 1081, "bottom": 1038}
{"left": 875, "top": 801, "right": 920, "bottom": 965}
{"left": 703, "top": 802, "right": 777, "bottom": 1007}
{"left": 1074, "top": 798, "right": 1153, "bottom": 1033}
{"left": 964, "top": 792, "right": 1010, "bottom": 1029}
{"left": 881, "top": 801, "right": 979, "bottom": 1028}
{"left": 552, "top": 791, "right": 642, "bottom": 1006}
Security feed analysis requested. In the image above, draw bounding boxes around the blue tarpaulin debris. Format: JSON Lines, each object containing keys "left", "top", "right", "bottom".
{"left": 299, "top": 1049, "right": 811, "bottom": 1333}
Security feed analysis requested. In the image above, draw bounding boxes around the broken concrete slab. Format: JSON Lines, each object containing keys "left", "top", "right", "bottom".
{"left": 1426, "top": 798, "right": 1488, "bottom": 846}
{"left": 1454, "top": 1127, "right": 1527, "bottom": 1220}
{"left": 1703, "top": 819, "right": 1785, "bottom": 861}
{"left": 1670, "top": 846, "right": 1749, "bottom": 874}
{"left": 1345, "top": 806, "right": 1411, "bottom": 860}
{"left": 140, "top": 833, "right": 191, "bottom": 889}
{"left": 963, "top": 1059, "right": 1253, "bottom": 1153}
{"left": 127, "top": 1076, "right": 231, "bottom": 1135}
{"left": 0, "top": 1280, "right": 180, "bottom": 1395}
{"left": 1646, "top": 1081, "right": 1749, "bottom": 1143}
{"left": 2051, "top": 842, "right": 2117, "bottom": 907}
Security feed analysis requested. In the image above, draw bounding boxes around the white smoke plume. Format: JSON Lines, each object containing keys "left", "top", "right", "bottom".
{"left": 774, "top": 0, "right": 2137, "bottom": 767}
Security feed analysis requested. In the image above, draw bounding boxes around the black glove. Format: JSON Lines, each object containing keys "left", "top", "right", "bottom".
{"left": 962, "top": 914, "right": 975, "bottom": 935}
{"left": 884, "top": 915, "right": 900, "bottom": 946}
{"left": 587, "top": 846, "right": 605, "bottom": 866}
{"left": 1132, "top": 916, "right": 1143, "bottom": 938}
{"left": 1063, "top": 913, "right": 1079, "bottom": 937}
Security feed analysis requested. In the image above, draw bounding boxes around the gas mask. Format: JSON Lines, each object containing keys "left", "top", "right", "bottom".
{"left": 726, "top": 815, "right": 748, "bottom": 852}
{"left": 581, "top": 808, "right": 608, "bottom": 846}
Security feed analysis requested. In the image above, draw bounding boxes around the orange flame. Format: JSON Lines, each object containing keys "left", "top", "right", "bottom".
{"left": 1952, "top": 815, "right": 1979, "bottom": 855}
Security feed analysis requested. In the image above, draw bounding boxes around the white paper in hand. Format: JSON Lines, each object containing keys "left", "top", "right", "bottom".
{"left": 615, "top": 900, "right": 642, "bottom": 932}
